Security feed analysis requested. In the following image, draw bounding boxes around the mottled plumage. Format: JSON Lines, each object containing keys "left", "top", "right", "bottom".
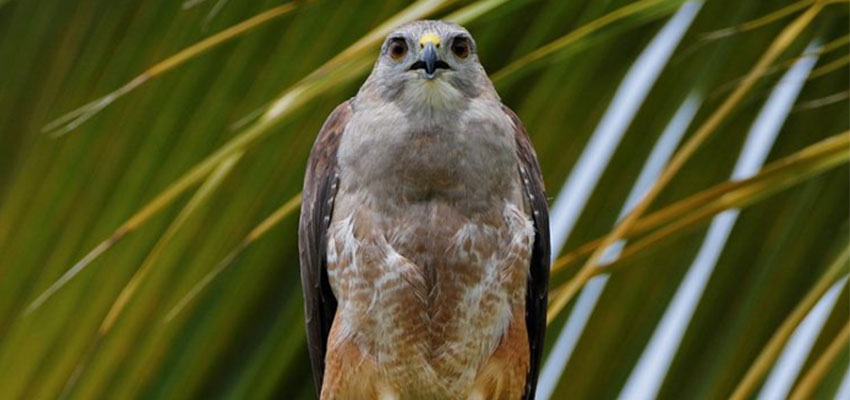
{"left": 299, "top": 20, "right": 549, "bottom": 400}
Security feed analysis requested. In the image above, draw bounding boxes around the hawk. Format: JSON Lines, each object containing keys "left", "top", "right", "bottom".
{"left": 299, "top": 20, "right": 550, "bottom": 400}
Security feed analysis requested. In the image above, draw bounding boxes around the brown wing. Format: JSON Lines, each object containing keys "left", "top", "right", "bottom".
{"left": 298, "top": 99, "right": 353, "bottom": 397}
{"left": 503, "top": 105, "right": 551, "bottom": 400}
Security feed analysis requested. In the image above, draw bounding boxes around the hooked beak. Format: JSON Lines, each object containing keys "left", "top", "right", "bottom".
{"left": 421, "top": 42, "right": 439, "bottom": 78}
{"left": 410, "top": 41, "right": 450, "bottom": 80}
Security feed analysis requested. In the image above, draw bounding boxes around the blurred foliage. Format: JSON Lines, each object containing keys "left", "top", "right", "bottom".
{"left": 0, "top": 0, "right": 847, "bottom": 399}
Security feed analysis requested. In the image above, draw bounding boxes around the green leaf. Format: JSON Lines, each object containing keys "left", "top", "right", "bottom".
{"left": 1, "top": 0, "right": 846, "bottom": 398}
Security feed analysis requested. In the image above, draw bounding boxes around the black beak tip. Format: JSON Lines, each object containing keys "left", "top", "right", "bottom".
{"left": 423, "top": 46, "right": 438, "bottom": 75}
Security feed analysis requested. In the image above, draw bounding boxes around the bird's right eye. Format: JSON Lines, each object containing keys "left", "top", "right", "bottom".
{"left": 388, "top": 38, "right": 408, "bottom": 60}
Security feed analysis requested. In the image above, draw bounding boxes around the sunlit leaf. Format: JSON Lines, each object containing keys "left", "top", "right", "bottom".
{"left": 548, "top": 0, "right": 828, "bottom": 322}
{"left": 1, "top": 0, "right": 847, "bottom": 398}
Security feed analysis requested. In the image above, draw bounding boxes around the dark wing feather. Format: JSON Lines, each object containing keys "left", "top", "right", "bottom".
{"left": 298, "top": 100, "right": 353, "bottom": 397}
{"left": 503, "top": 105, "right": 551, "bottom": 400}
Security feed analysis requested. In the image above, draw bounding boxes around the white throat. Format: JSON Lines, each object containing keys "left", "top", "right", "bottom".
{"left": 400, "top": 78, "right": 465, "bottom": 111}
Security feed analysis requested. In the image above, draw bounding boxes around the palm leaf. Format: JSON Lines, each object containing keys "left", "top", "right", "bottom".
{"left": 0, "top": 0, "right": 847, "bottom": 398}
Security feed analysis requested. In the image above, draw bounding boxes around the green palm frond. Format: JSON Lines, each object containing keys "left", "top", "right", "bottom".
{"left": 0, "top": 0, "right": 847, "bottom": 398}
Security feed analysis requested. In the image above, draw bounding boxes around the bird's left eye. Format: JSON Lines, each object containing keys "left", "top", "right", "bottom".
{"left": 451, "top": 37, "right": 470, "bottom": 59}
{"left": 389, "top": 38, "right": 408, "bottom": 60}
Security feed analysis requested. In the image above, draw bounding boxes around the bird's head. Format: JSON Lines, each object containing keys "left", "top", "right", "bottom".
{"left": 360, "top": 20, "right": 496, "bottom": 110}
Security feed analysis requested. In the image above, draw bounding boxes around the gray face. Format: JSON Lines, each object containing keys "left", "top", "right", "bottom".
{"left": 361, "top": 20, "right": 494, "bottom": 104}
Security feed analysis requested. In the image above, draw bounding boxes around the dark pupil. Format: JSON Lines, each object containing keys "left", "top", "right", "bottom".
{"left": 391, "top": 41, "right": 406, "bottom": 56}
{"left": 453, "top": 40, "right": 468, "bottom": 56}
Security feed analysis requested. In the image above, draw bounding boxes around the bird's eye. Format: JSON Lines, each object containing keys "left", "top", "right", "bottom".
{"left": 388, "top": 38, "right": 408, "bottom": 60}
{"left": 451, "top": 37, "right": 470, "bottom": 59}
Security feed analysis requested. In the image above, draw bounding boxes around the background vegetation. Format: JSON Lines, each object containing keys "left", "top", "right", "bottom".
{"left": 0, "top": 0, "right": 847, "bottom": 398}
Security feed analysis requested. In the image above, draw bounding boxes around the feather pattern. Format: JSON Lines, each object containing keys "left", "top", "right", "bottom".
{"left": 298, "top": 100, "right": 353, "bottom": 393}
{"left": 298, "top": 20, "right": 550, "bottom": 399}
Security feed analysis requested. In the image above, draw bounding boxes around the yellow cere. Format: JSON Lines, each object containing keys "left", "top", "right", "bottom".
{"left": 419, "top": 32, "right": 441, "bottom": 47}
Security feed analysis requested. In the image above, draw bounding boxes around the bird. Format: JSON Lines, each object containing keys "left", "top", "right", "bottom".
{"left": 298, "top": 20, "right": 550, "bottom": 400}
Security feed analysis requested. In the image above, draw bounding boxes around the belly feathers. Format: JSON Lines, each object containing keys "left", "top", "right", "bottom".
{"left": 325, "top": 200, "right": 534, "bottom": 398}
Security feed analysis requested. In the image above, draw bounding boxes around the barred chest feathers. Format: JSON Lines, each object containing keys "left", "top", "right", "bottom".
{"left": 323, "top": 96, "right": 535, "bottom": 398}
